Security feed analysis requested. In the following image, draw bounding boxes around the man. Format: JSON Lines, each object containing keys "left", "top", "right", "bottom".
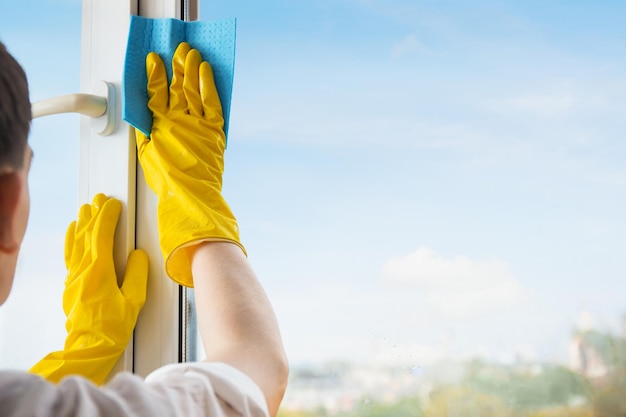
{"left": 0, "top": 41, "right": 288, "bottom": 416}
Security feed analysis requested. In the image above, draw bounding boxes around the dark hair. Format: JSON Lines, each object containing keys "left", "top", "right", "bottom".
{"left": 0, "top": 41, "right": 30, "bottom": 170}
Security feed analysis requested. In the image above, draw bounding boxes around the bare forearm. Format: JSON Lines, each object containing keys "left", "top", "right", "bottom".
{"left": 192, "top": 242, "right": 288, "bottom": 416}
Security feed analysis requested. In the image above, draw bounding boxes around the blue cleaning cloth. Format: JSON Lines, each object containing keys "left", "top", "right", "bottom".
{"left": 123, "top": 15, "right": 236, "bottom": 139}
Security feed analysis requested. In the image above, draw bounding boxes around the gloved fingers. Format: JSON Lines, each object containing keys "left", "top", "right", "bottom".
{"left": 64, "top": 220, "right": 77, "bottom": 270}
{"left": 76, "top": 202, "right": 93, "bottom": 231}
{"left": 83, "top": 195, "right": 109, "bottom": 266}
{"left": 90, "top": 193, "right": 108, "bottom": 215}
{"left": 170, "top": 42, "right": 192, "bottom": 112}
{"left": 199, "top": 61, "right": 224, "bottom": 122}
{"left": 183, "top": 48, "right": 203, "bottom": 117}
{"left": 91, "top": 197, "right": 122, "bottom": 261}
{"left": 70, "top": 203, "right": 92, "bottom": 271}
{"left": 146, "top": 51, "right": 169, "bottom": 115}
{"left": 121, "top": 249, "right": 149, "bottom": 308}
{"left": 86, "top": 194, "right": 108, "bottom": 256}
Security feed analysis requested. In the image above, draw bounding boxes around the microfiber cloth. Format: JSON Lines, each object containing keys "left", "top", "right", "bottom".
{"left": 123, "top": 15, "right": 236, "bottom": 139}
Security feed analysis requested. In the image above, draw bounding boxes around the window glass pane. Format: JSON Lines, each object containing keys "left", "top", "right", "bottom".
{"left": 203, "top": 2, "right": 626, "bottom": 415}
{"left": 0, "top": 2, "right": 81, "bottom": 369}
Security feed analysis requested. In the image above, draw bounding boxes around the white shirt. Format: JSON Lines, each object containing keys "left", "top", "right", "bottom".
{"left": 0, "top": 362, "right": 269, "bottom": 417}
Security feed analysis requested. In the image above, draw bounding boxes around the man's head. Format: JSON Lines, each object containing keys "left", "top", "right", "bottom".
{"left": 0, "top": 42, "right": 30, "bottom": 171}
{"left": 0, "top": 41, "right": 32, "bottom": 305}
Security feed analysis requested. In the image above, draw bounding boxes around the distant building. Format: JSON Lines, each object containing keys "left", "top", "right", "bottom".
{"left": 570, "top": 325, "right": 626, "bottom": 382}
{"left": 281, "top": 362, "right": 424, "bottom": 413}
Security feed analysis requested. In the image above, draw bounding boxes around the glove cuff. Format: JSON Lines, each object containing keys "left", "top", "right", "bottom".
{"left": 157, "top": 194, "right": 245, "bottom": 287}
{"left": 166, "top": 238, "right": 247, "bottom": 287}
{"left": 30, "top": 347, "right": 125, "bottom": 385}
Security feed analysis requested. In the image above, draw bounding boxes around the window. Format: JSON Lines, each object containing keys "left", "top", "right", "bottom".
{"left": 2, "top": 1, "right": 625, "bottom": 416}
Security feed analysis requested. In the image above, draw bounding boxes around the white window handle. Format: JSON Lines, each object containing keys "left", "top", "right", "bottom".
{"left": 30, "top": 81, "right": 116, "bottom": 136}
{"left": 32, "top": 93, "right": 106, "bottom": 118}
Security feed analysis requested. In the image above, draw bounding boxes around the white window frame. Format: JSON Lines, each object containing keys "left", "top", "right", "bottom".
{"left": 79, "top": 0, "right": 198, "bottom": 379}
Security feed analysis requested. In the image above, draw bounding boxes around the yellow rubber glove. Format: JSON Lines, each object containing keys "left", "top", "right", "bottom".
{"left": 135, "top": 41, "right": 244, "bottom": 288}
{"left": 30, "top": 194, "right": 148, "bottom": 385}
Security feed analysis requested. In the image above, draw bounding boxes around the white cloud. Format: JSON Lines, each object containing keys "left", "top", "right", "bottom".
{"left": 383, "top": 247, "right": 511, "bottom": 290}
{"left": 272, "top": 282, "right": 455, "bottom": 366}
{"left": 490, "top": 91, "right": 605, "bottom": 119}
{"left": 382, "top": 247, "right": 524, "bottom": 318}
{"left": 268, "top": 247, "right": 536, "bottom": 366}
{"left": 391, "top": 34, "right": 429, "bottom": 59}
{"left": 505, "top": 93, "right": 578, "bottom": 118}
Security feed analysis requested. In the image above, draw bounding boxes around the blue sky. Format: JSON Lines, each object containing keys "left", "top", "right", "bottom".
{"left": 0, "top": 0, "right": 625, "bottom": 370}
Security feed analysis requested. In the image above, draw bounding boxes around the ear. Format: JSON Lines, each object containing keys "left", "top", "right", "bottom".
{"left": 0, "top": 172, "right": 23, "bottom": 253}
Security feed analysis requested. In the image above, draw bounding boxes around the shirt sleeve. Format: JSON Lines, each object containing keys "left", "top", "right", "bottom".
{"left": 0, "top": 363, "right": 269, "bottom": 417}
